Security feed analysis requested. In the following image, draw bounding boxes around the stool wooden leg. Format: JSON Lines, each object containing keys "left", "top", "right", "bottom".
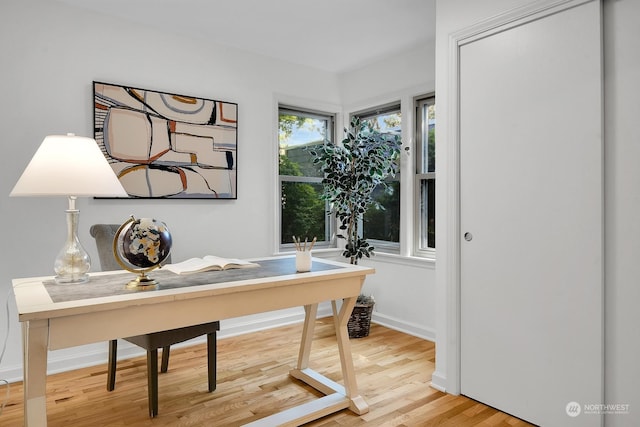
{"left": 147, "top": 349, "right": 159, "bottom": 418}
{"left": 207, "top": 332, "right": 217, "bottom": 392}
{"left": 160, "top": 346, "right": 170, "bottom": 373}
{"left": 107, "top": 340, "right": 117, "bottom": 391}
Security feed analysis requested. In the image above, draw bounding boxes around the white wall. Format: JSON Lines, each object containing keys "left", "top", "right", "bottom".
{"left": 358, "top": 257, "right": 436, "bottom": 340}
{"left": 339, "top": 42, "right": 436, "bottom": 108}
{"left": 0, "top": 0, "right": 341, "bottom": 380}
{"left": 603, "top": 0, "right": 640, "bottom": 425}
{"left": 0, "top": 0, "right": 438, "bottom": 383}
{"left": 338, "top": 41, "right": 437, "bottom": 341}
{"left": 434, "top": 0, "right": 640, "bottom": 425}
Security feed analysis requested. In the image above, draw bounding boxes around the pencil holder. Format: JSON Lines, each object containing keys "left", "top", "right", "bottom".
{"left": 295, "top": 250, "right": 312, "bottom": 272}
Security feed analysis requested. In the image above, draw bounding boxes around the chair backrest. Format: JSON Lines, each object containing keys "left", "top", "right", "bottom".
{"left": 89, "top": 224, "right": 122, "bottom": 271}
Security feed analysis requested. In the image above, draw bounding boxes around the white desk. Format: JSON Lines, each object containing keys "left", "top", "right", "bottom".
{"left": 13, "top": 256, "right": 374, "bottom": 426}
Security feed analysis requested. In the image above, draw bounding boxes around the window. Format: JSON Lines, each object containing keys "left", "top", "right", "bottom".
{"left": 278, "top": 106, "right": 334, "bottom": 249}
{"left": 278, "top": 97, "right": 435, "bottom": 258}
{"left": 353, "top": 104, "right": 402, "bottom": 252}
{"left": 415, "top": 95, "right": 436, "bottom": 253}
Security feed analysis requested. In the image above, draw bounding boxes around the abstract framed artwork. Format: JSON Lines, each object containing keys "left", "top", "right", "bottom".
{"left": 93, "top": 81, "right": 238, "bottom": 199}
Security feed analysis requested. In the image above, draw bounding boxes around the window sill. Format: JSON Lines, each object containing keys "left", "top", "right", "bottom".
{"left": 365, "top": 251, "right": 435, "bottom": 269}
{"left": 274, "top": 247, "right": 342, "bottom": 257}
{"left": 273, "top": 248, "right": 434, "bottom": 269}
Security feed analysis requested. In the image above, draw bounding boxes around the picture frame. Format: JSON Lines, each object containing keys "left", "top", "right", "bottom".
{"left": 93, "top": 81, "right": 238, "bottom": 199}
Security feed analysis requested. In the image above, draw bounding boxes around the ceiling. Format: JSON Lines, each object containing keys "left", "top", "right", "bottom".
{"left": 56, "top": 0, "right": 436, "bottom": 73}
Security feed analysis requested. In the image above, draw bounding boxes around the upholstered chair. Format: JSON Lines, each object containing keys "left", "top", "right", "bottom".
{"left": 89, "top": 224, "right": 219, "bottom": 417}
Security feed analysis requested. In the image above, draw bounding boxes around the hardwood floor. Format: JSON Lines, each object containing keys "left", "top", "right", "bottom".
{"left": 1, "top": 318, "right": 532, "bottom": 426}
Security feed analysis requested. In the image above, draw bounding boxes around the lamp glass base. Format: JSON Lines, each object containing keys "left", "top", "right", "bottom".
{"left": 54, "top": 208, "right": 91, "bottom": 284}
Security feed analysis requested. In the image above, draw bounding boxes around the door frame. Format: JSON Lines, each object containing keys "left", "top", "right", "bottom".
{"left": 442, "top": 0, "right": 601, "bottom": 396}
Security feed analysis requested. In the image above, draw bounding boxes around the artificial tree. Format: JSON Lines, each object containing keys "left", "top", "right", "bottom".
{"left": 309, "top": 116, "right": 401, "bottom": 265}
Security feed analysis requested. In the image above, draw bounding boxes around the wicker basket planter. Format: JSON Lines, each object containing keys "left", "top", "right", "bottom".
{"left": 348, "top": 298, "right": 375, "bottom": 339}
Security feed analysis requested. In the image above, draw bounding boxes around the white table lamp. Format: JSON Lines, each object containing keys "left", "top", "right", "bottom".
{"left": 10, "top": 133, "right": 128, "bottom": 284}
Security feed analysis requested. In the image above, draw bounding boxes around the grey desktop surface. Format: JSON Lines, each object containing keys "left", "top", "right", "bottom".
{"left": 43, "top": 258, "right": 342, "bottom": 303}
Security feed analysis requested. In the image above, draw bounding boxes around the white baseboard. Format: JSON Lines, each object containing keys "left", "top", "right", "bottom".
{"left": 0, "top": 344, "right": 114, "bottom": 383}
{"left": 430, "top": 370, "right": 448, "bottom": 393}
{"left": 371, "top": 312, "right": 436, "bottom": 342}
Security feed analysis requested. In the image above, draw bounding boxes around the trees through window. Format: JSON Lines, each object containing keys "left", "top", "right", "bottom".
{"left": 278, "top": 107, "right": 334, "bottom": 248}
{"left": 353, "top": 105, "right": 402, "bottom": 251}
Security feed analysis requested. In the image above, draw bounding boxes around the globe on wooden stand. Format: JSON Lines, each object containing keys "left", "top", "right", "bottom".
{"left": 113, "top": 216, "right": 172, "bottom": 290}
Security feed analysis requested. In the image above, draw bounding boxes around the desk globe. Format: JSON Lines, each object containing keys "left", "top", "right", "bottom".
{"left": 113, "top": 216, "right": 172, "bottom": 289}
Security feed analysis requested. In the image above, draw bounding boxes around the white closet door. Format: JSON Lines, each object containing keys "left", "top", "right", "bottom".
{"left": 459, "top": 2, "right": 602, "bottom": 426}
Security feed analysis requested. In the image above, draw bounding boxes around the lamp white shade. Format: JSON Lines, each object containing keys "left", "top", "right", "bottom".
{"left": 10, "top": 134, "right": 128, "bottom": 197}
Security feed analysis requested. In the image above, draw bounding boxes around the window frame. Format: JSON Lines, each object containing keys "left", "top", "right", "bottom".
{"left": 413, "top": 94, "right": 436, "bottom": 258}
{"left": 351, "top": 102, "right": 402, "bottom": 255}
{"left": 277, "top": 104, "right": 336, "bottom": 253}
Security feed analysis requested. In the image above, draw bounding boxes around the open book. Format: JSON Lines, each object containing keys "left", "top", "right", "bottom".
{"left": 164, "top": 255, "right": 259, "bottom": 275}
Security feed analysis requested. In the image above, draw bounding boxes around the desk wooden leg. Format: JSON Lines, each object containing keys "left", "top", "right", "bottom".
{"left": 278, "top": 299, "right": 367, "bottom": 427}
{"left": 22, "top": 319, "right": 49, "bottom": 427}
{"left": 332, "top": 297, "right": 369, "bottom": 415}
{"left": 296, "top": 304, "right": 318, "bottom": 370}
